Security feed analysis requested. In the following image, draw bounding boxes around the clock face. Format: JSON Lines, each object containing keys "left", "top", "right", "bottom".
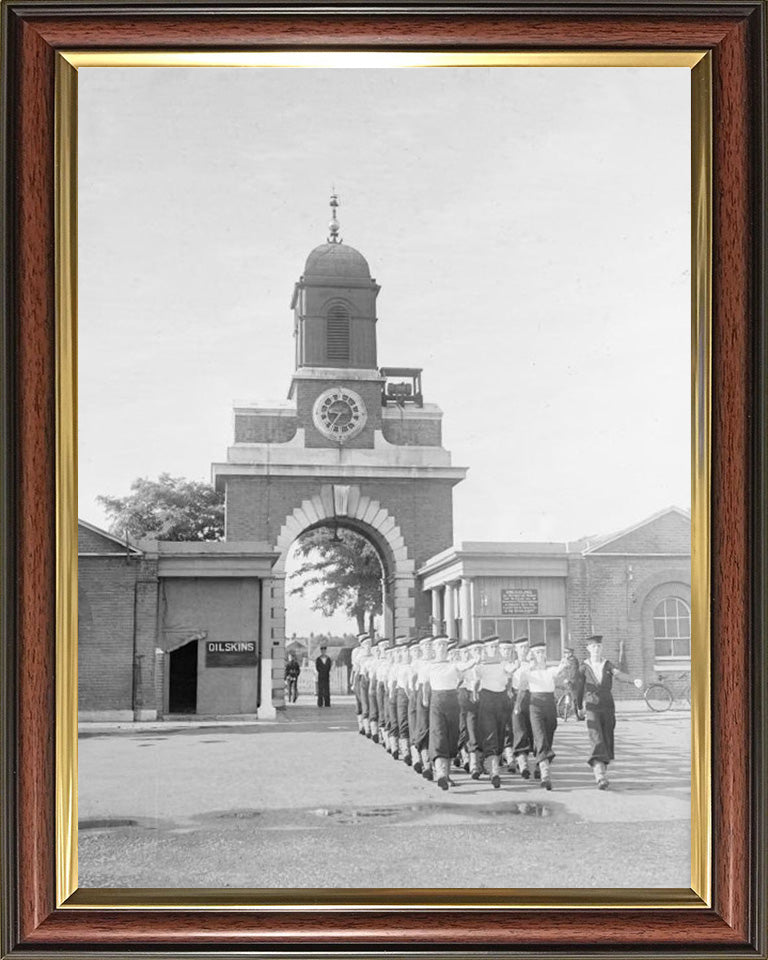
{"left": 312, "top": 388, "right": 367, "bottom": 442}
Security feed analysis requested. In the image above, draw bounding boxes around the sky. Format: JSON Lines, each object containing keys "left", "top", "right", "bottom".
{"left": 78, "top": 65, "right": 691, "bottom": 635}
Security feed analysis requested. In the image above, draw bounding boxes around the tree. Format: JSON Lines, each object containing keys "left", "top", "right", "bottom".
{"left": 97, "top": 474, "right": 225, "bottom": 541}
{"left": 289, "top": 527, "right": 383, "bottom": 634}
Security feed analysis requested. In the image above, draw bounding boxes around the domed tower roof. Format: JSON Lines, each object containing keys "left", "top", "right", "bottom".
{"left": 303, "top": 242, "right": 371, "bottom": 280}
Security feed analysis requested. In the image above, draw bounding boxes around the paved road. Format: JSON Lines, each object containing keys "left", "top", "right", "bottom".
{"left": 78, "top": 698, "right": 691, "bottom": 889}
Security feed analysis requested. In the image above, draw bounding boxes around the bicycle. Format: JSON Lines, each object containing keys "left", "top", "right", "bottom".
{"left": 643, "top": 671, "right": 691, "bottom": 712}
{"left": 556, "top": 688, "right": 577, "bottom": 721}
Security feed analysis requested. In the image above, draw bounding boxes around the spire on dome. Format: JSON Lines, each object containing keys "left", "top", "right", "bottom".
{"left": 328, "top": 190, "right": 342, "bottom": 244}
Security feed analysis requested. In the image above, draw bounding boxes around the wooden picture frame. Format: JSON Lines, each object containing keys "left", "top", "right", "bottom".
{"left": 1, "top": 1, "right": 766, "bottom": 956}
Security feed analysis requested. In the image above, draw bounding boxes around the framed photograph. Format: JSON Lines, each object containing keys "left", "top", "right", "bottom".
{"left": 1, "top": 2, "right": 766, "bottom": 957}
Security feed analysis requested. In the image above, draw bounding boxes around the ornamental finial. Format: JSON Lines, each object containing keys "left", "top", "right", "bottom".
{"left": 328, "top": 190, "right": 342, "bottom": 244}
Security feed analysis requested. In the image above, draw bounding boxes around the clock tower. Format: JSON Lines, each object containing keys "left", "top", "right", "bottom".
{"left": 212, "top": 195, "right": 467, "bottom": 711}
{"left": 289, "top": 192, "right": 385, "bottom": 450}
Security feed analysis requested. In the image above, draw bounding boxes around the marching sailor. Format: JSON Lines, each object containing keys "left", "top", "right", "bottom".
{"left": 350, "top": 633, "right": 371, "bottom": 735}
{"left": 475, "top": 635, "right": 517, "bottom": 788}
{"left": 510, "top": 636, "right": 535, "bottom": 777}
{"left": 393, "top": 636, "right": 413, "bottom": 765}
{"left": 516, "top": 641, "right": 569, "bottom": 790}
{"left": 498, "top": 639, "right": 517, "bottom": 770}
{"left": 426, "top": 636, "right": 476, "bottom": 791}
{"left": 413, "top": 635, "right": 435, "bottom": 780}
{"left": 457, "top": 640, "right": 481, "bottom": 779}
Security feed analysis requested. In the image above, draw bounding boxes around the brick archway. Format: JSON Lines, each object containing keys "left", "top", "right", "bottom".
{"left": 258, "top": 484, "right": 417, "bottom": 716}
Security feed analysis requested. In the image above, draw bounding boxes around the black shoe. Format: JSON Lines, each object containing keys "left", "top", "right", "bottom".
{"left": 453, "top": 756, "right": 462, "bottom": 768}
{"left": 423, "top": 767, "right": 434, "bottom": 781}
{"left": 534, "top": 767, "right": 541, "bottom": 781}
{"left": 359, "top": 729, "right": 366, "bottom": 736}
{"left": 372, "top": 734, "right": 379, "bottom": 743}
{"left": 392, "top": 751, "right": 399, "bottom": 761}
{"left": 521, "top": 768, "right": 531, "bottom": 780}
{"left": 413, "top": 761, "right": 423, "bottom": 774}
{"left": 463, "top": 762, "right": 470, "bottom": 773}
{"left": 491, "top": 775, "right": 501, "bottom": 789}
{"left": 597, "top": 778, "right": 609, "bottom": 790}
{"left": 471, "top": 770, "right": 481, "bottom": 780}
{"left": 437, "top": 777, "right": 449, "bottom": 791}
{"left": 542, "top": 778, "right": 552, "bottom": 791}
{"left": 404, "top": 754, "right": 412, "bottom": 766}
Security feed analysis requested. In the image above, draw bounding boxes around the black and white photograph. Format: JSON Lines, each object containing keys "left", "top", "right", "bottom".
{"left": 76, "top": 60, "right": 692, "bottom": 890}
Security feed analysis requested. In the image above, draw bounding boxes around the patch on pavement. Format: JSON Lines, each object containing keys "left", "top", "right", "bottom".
{"left": 80, "top": 818, "right": 138, "bottom": 830}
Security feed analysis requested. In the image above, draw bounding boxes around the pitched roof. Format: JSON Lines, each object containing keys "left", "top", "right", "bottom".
{"left": 78, "top": 519, "right": 142, "bottom": 555}
{"left": 579, "top": 506, "right": 691, "bottom": 555}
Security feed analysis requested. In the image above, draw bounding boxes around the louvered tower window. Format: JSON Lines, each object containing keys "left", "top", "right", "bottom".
{"left": 326, "top": 305, "right": 351, "bottom": 364}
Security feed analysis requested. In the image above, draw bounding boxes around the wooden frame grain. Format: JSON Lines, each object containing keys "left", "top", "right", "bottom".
{"left": 1, "top": 1, "right": 766, "bottom": 956}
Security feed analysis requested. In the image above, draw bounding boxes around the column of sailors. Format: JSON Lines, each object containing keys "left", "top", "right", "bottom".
{"left": 351, "top": 632, "right": 642, "bottom": 792}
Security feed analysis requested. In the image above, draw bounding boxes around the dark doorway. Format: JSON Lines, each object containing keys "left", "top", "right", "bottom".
{"left": 169, "top": 640, "right": 198, "bottom": 714}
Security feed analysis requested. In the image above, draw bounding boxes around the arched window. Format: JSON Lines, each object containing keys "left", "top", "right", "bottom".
{"left": 653, "top": 597, "right": 691, "bottom": 659}
{"left": 326, "top": 304, "right": 350, "bottom": 364}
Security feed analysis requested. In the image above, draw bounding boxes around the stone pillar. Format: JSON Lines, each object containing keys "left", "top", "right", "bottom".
{"left": 444, "top": 583, "right": 456, "bottom": 638}
{"left": 431, "top": 588, "right": 442, "bottom": 636}
{"left": 392, "top": 569, "right": 417, "bottom": 637}
{"left": 258, "top": 575, "right": 285, "bottom": 719}
{"left": 460, "top": 578, "right": 472, "bottom": 642}
{"left": 133, "top": 559, "right": 159, "bottom": 721}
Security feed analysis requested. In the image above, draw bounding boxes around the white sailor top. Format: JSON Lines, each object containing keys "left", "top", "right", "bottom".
{"left": 428, "top": 660, "right": 475, "bottom": 691}
{"left": 518, "top": 663, "right": 566, "bottom": 693}
{"left": 475, "top": 660, "right": 514, "bottom": 692}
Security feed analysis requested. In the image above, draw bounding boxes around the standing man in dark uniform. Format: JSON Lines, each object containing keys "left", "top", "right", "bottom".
{"left": 315, "top": 644, "right": 332, "bottom": 707}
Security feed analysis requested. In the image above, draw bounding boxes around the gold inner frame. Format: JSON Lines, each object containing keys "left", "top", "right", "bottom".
{"left": 55, "top": 49, "right": 712, "bottom": 911}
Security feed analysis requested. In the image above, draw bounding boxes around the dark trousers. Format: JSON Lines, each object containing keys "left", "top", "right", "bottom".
{"left": 286, "top": 678, "right": 298, "bottom": 703}
{"left": 395, "top": 688, "right": 410, "bottom": 739}
{"left": 585, "top": 706, "right": 616, "bottom": 765}
{"left": 512, "top": 691, "right": 533, "bottom": 755}
{"left": 529, "top": 692, "right": 557, "bottom": 762}
{"left": 317, "top": 677, "right": 330, "bottom": 707}
{"left": 413, "top": 694, "right": 430, "bottom": 751}
{"left": 478, "top": 689, "right": 508, "bottom": 757}
{"left": 367, "top": 680, "right": 378, "bottom": 722}
{"left": 429, "top": 690, "right": 461, "bottom": 761}
{"left": 357, "top": 676, "right": 368, "bottom": 716}
{"left": 458, "top": 688, "right": 479, "bottom": 753}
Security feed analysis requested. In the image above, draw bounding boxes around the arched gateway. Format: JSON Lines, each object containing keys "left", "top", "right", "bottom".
{"left": 212, "top": 196, "right": 467, "bottom": 713}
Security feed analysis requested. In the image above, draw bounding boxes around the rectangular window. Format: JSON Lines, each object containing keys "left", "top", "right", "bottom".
{"left": 476, "top": 616, "right": 563, "bottom": 660}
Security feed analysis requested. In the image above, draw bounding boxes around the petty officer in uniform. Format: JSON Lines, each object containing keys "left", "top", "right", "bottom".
{"left": 515, "top": 641, "right": 569, "bottom": 790}
{"left": 426, "top": 636, "right": 476, "bottom": 791}
{"left": 574, "top": 634, "right": 643, "bottom": 789}
{"left": 510, "top": 636, "right": 535, "bottom": 777}
{"left": 475, "top": 635, "right": 517, "bottom": 788}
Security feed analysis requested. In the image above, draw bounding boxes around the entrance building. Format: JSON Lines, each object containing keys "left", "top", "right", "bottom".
{"left": 77, "top": 201, "right": 691, "bottom": 719}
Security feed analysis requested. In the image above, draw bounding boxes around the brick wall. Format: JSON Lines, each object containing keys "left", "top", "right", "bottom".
{"left": 565, "top": 553, "right": 691, "bottom": 698}
{"left": 381, "top": 417, "right": 441, "bottom": 446}
{"left": 234, "top": 414, "right": 298, "bottom": 444}
{"left": 78, "top": 556, "right": 140, "bottom": 711}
